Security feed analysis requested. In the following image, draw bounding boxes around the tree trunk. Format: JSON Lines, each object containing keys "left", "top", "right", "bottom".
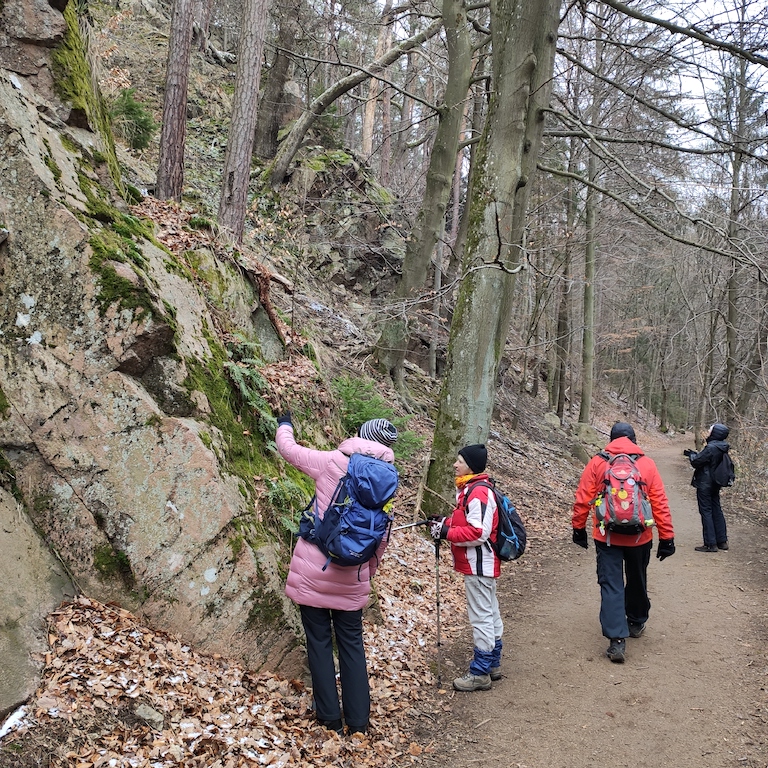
{"left": 253, "top": 9, "right": 298, "bottom": 160}
{"left": 266, "top": 18, "right": 443, "bottom": 187}
{"left": 217, "top": 0, "right": 272, "bottom": 242}
{"left": 191, "top": 0, "right": 212, "bottom": 52}
{"left": 155, "top": 0, "right": 195, "bottom": 201}
{"left": 361, "top": 2, "right": 392, "bottom": 159}
{"left": 424, "top": 0, "right": 560, "bottom": 510}
{"left": 578, "top": 147, "right": 597, "bottom": 424}
{"left": 373, "top": 0, "right": 473, "bottom": 388}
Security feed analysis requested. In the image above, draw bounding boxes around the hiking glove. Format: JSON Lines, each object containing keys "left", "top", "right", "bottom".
{"left": 572, "top": 527, "right": 588, "bottom": 549}
{"left": 277, "top": 412, "right": 293, "bottom": 426}
{"left": 657, "top": 538, "right": 675, "bottom": 560}
{"left": 429, "top": 517, "right": 448, "bottom": 540}
{"left": 683, "top": 449, "right": 693, "bottom": 457}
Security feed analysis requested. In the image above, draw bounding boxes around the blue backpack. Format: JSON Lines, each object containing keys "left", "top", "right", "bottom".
{"left": 469, "top": 479, "right": 527, "bottom": 562}
{"left": 299, "top": 453, "right": 399, "bottom": 570}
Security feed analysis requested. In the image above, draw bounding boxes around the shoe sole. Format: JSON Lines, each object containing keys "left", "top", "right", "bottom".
{"left": 453, "top": 681, "right": 492, "bottom": 691}
{"left": 607, "top": 653, "right": 625, "bottom": 663}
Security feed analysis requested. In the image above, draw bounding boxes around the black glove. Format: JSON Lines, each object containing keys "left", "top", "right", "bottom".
{"left": 572, "top": 527, "right": 588, "bottom": 549}
{"left": 683, "top": 449, "right": 693, "bottom": 457}
{"left": 657, "top": 539, "right": 675, "bottom": 560}
{"left": 277, "top": 412, "right": 293, "bottom": 426}
{"left": 428, "top": 517, "right": 448, "bottom": 540}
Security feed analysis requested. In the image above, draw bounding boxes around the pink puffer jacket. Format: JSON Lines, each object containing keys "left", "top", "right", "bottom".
{"left": 276, "top": 424, "right": 396, "bottom": 611}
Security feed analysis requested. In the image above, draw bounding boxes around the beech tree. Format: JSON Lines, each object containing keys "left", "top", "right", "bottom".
{"left": 374, "top": 0, "right": 477, "bottom": 392}
{"left": 424, "top": 0, "right": 561, "bottom": 507}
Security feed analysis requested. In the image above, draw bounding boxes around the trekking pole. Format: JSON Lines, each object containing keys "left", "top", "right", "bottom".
{"left": 392, "top": 519, "right": 430, "bottom": 531}
{"left": 434, "top": 535, "right": 442, "bottom": 688}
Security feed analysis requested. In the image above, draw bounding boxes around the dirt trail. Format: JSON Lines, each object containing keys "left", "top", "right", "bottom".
{"left": 421, "top": 435, "right": 768, "bottom": 768}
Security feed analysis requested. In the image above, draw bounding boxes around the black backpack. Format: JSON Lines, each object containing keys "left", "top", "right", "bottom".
{"left": 468, "top": 479, "right": 527, "bottom": 561}
{"left": 712, "top": 451, "right": 735, "bottom": 488}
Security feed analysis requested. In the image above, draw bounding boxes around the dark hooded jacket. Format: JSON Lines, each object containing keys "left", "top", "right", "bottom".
{"left": 688, "top": 423, "right": 731, "bottom": 490}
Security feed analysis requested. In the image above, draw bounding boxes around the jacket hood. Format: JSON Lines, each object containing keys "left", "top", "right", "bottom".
{"left": 604, "top": 436, "right": 645, "bottom": 456}
{"left": 338, "top": 436, "right": 395, "bottom": 463}
{"left": 707, "top": 423, "right": 730, "bottom": 441}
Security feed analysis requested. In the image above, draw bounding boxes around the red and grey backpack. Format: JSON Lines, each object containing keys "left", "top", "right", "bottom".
{"left": 593, "top": 452, "right": 654, "bottom": 536}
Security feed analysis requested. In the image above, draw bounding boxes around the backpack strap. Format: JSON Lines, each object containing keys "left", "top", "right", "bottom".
{"left": 463, "top": 479, "right": 500, "bottom": 542}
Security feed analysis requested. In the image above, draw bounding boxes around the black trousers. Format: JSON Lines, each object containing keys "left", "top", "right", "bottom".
{"left": 595, "top": 540, "right": 652, "bottom": 639}
{"left": 696, "top": 486, "right": 728, "bottom": 546}
{"left": 299, "top": 605, "right": 370, "bottom": 729}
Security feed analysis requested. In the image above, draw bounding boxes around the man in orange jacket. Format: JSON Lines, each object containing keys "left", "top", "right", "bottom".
{"left": 571, "top": 422, "right": 675, "bottom": 663}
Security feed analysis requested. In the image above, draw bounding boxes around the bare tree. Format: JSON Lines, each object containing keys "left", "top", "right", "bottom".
{"left": 424, "top": 0, "right": 561, "bottom": 508}
{"left": 156, "top": 0, "right": 195, "bottom": 201}
{"left": 374, "top": 0, "right": 477, "bottom": 392}
{"left": 218, "top": 0, "right": 272, "bottom": 242}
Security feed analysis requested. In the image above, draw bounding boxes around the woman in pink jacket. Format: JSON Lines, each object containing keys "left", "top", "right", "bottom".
{"left": 276, "top": 414, "right": 398, "bottom": 736}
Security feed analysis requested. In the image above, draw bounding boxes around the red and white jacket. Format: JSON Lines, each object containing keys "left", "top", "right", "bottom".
{"left": 445, "top": 474, "right": 501, "bottom": 578}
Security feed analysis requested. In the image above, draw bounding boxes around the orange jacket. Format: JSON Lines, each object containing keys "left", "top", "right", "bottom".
{"left": 571, "top": 436, "right": 674, "bottom": 545}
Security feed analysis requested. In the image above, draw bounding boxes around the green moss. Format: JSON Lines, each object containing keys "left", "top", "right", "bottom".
{"left": 52, "top": 4, "right": 124, "bottom": 197}
{"left": 60, "top": 135, "right": 79, "bottom": 154}
{"left": 88, "top": 224, "right": 157, "bottom": 319}
{"left": 246, "top": 585, "right": 283, "bottom": 629}
{"left": 42, "top": 140, "right": 63, "bottom": 183}
{"left": 124, "top": 183, "right": 144, "bottom": 205}
{"left": 188, "top": 216, "right": 214, "bottom": 230}
{"left": 93, "top": 544, "right": 135, "bottom": 587}
{"left": 228, "top": 533, "right": 245, "bottom": 560}
{"left": 78, "top": 172, "right": 119, "bottom": 224}
{"left": 0, "top": 386, "right": 9, "bottom": 417}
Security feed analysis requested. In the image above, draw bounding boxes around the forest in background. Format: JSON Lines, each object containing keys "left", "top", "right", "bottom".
{"left": 95, "top": 0, "right": 768, "bottom": 488}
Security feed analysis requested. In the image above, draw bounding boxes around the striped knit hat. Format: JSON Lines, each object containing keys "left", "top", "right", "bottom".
{"left": 358, "top": 418, "right": 398, "bottom": 446}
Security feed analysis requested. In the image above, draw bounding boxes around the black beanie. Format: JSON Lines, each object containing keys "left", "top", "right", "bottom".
{"left": 458, "top": 444, "right": 487, "bottom": 474}
{"left": 609, "top": 422, "right": 636, "bottom": 443}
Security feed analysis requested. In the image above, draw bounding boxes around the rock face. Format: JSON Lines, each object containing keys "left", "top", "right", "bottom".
{"left": 0, "top": 3, "right": 305, "bottom": 714}
{"left": 0, "top": 488, "right": 74, "bottom": 717}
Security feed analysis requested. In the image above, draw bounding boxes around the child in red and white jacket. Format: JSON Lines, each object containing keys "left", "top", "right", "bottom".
{"left": 431, "top": 444, "right": 503, "bottom": 691}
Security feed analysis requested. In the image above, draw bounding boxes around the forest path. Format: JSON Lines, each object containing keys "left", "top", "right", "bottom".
{"left": 419, "top": 434, "right": 768, "bottom": 768}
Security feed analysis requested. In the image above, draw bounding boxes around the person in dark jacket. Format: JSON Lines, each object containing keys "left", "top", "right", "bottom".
{"left": 684, "top": 422, "right": 730, "bottom": 553}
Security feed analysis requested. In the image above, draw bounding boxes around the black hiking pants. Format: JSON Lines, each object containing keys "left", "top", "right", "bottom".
{"left": 299, "top": 605, "right": 370, "bottom": 730}
{"left": 595, "top": 540, "right": 652, "bottom": 639}
{"left": 696, "top": 486, "right": 728, "bottom": 547}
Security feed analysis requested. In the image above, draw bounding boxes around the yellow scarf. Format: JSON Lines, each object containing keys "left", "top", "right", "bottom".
{"left": 455, "top": 473, "right": 480, "bottom": 489}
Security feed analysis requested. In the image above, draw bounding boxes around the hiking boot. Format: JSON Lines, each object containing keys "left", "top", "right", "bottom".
{"left": 347, "top": 725, "right": 367, "bottom": 737}
{"left": 628, "top": 622, "right": 645, "bottom": 638}
{"left": 453, "top": 672, "right": 492, "bottom": 691}
{"left": 317, "top": 718, "right": 344, "bottom": 735}
{"left": 717, "top": 541, "right": 729, "bottom": 551}
{"left": 490, "top": 666, "right": 502, "bottom": 681}
{"left": 694, "top": 544, "right": 718, "bottom": 553}
{"left": 606, "top": 638, "right": 626, "bottom": 663}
